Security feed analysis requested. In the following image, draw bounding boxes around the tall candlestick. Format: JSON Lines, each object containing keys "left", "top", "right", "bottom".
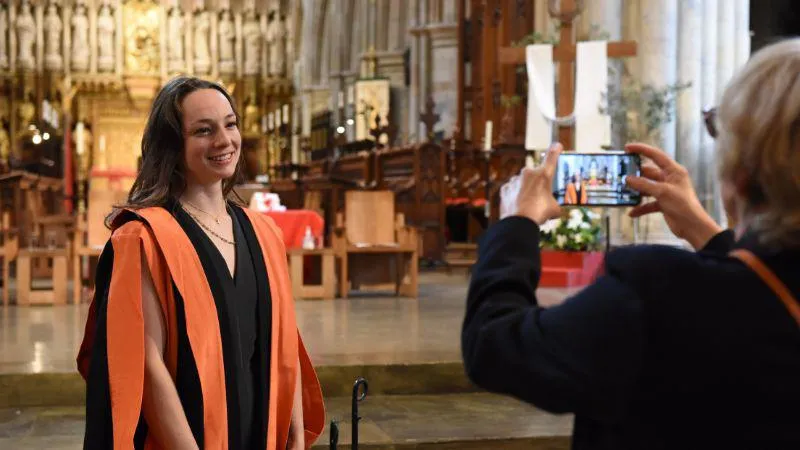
{"left": 484, "top": 120, "right": 493, "bottom": 151}
{"left": 75, "top": 122, "right": 85, "bottom": 155}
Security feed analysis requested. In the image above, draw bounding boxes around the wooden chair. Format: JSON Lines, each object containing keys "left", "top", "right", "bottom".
{"left": 303, "top": 190, "right": 322, "bottom": 216}
{"left": 1, "top": 211, "right": 19, "bottom": 305}
{"left": 24, "top": 187, "right": 75, "bottom": 279}
{"left": 331, "top": 190, "right": 419, "bottom": 298}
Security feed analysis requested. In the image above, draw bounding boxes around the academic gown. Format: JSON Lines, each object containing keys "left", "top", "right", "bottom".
{"left": 565, "top": 181, "right": 588, "bottom": 205}
{"left": 77, "top": 203, "right": 325, "bottom": 450}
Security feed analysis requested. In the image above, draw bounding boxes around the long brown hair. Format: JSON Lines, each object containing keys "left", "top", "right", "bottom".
{"left": 107, "top": 77, "right": 244, "bottom": 227}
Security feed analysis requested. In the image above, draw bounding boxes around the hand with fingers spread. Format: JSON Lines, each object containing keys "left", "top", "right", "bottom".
{"left": 624, "top": 143, "right": 723, "bottom": 250}
{"left": 500, "top": 142, "right": 563, "bottom": 225}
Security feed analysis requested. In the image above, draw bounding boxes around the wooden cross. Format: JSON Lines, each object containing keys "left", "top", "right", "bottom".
{"left": 419, "top": 96, "right": 440, "bottom": 141}
{"left": 498, "top": 0, "right": 637, "bottom": 150}
{"left": 369, "top": 114, "right": 384, "bottom": 143}
{"left": 369, "top": 114, "right": 399, "bottom": 148}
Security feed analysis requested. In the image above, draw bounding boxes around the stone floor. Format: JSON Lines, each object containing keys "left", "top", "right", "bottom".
{"left": 0, "top": 272, "right": 573, "bottom": 374}
{"left": 0, "top": 394, "right": 574, "bottom": 449}
{"left": 0, "top": 271, "right": 576, "bottom": 448}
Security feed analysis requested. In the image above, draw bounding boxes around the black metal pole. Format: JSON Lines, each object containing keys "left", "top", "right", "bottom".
{"left": 329, "top": 420, "right": 339, "bottom": 449}
{"left": 352, "top": 377, "right": 368, "bottom": 450}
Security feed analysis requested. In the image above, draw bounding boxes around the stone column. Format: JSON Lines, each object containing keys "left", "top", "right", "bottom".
{"left": 427, "top": 20, "right": 458, "bottom": 139}
{"left": 735, "top": 0, "right": 751, "bottom": 68}
{"left": 677, "top": 0, "right": 703, "bottom": 186}
{"left": 407, "top": 0, "right": 423, "bottom": 142}
{"left": 376, "top": 50, "right": 407, "bottom": 142}
{"left": 638, "top": 0, "right": 682, "bottom": 246}
{"left": 534, "top": 0, "right": 556, "bottom": 38}
{"left": 716, "top": 1, "right": 736, "bottom": 99}
{"left": 714, "top": 1, "right": 737, "bottom": 226}
{"left": 699, "top": 0, "right": 718, "bottom": 219}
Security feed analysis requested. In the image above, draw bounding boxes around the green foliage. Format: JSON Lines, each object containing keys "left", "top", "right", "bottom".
{"left": 539, "top": 208, "right": 603, "bottom": 251}
{"left": 512, "top": 22, "right": 609, "bottom": 47}
{"left": 513, "top": 31, "right": 559, "bottom": 47}
{"left": 500, "top": 94, "right": 522, "bottom": 109}
{"left": 602, "top": 76, "right": 692, "bottom": 145}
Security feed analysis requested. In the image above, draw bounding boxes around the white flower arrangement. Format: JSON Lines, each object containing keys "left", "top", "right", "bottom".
{"left": 539, "top": 208, "right": 603, "bottom": 251}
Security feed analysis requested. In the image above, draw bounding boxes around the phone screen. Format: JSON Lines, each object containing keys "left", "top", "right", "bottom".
{"left": 553, "top": 152, "right": 642, "bottom": 206}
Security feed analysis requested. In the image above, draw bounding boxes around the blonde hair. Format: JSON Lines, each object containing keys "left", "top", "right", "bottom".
{"left": 717, "top": 38, "right": 800, "bottom": 248}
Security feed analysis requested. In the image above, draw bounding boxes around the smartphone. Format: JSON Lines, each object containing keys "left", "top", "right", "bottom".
{"left": 552, "top": 151, "right": 642, "bottom": 206}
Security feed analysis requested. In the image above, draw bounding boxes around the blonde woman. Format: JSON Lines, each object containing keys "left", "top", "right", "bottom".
{"left": 463, "top": 39, "right": 800, "bottom": 448}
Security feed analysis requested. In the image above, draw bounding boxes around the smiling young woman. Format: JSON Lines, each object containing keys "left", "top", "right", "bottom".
{"left": 77, "top": 77, "right": 324, "bottom": 450}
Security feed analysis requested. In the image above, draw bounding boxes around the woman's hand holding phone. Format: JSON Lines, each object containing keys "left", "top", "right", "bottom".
{"left": 624, "top": 143, "right": 722, "bottom": 250}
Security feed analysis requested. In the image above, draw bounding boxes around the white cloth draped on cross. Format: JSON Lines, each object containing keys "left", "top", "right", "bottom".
{"left": 525, "top": 41, "right": 611, "bottom": 153}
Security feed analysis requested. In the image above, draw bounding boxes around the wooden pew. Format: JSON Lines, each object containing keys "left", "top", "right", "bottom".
{"left": 374, "top": 142, "right": 445, "bottom": 262}
{"left": 444, "top": 141, "right": 488, "bottom": 245}
{"left": 487, "top": 143, "right": 528, "bottom": 221}
{"left": 301, "top": 151, "right": 375, "bottom": 242}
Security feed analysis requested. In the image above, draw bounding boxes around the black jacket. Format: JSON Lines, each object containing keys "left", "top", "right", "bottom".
{"left": 462, "top": 216, "right": 800, "bottom": 449}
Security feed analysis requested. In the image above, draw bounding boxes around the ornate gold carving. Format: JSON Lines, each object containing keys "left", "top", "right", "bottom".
{"left": 124, "top": 0, "right": 161, "bottom": 75}
{"left": 0, "top": 120, "right": 10, "bottom": 165}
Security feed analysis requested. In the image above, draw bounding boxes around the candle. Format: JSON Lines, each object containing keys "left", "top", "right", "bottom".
{"left": 75, "top": 122, "right": 85, "bottom": 155}
{"left": 275, "top": 109, "right": 281, "bottom": 126}
{"left": 347, "top": 85, "right": 354, "bottom": 104}
{"left": 268, "top": 112, "right": 274, "bottom": 130}
{"left": 282, "top": 104, "right": 289, "bottom": 124}
{"left": 484, "top": 120, "right": 493, "bottom": 151}
{"left": 99, "top": 135, "right": 106, "bottom": 153}
{"left": 338, "top": 92, "right": 344, "bottom": 108}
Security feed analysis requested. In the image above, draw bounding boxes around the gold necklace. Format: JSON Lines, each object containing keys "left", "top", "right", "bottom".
{"left": 184, "top": 209, "right": 235, "bottom": 245}
{"left": 182, "top": 199, "right": 226, "bottom": 224}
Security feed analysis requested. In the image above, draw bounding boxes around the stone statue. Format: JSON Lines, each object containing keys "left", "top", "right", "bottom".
{"left": 266, "top": 12, "right": 285, "bottom": 77}
{"left": 97, "top": 3, "right": 115, "bottom": 72}
{"left": 193, "top": 9, "right": 210, "bottom": 74}
{"left": 217, "top": 9, "right": 234, "bottom": 74}
{"left": 44, "top": 2, "right": 63, "bottom": 71}
{"left": 242, "top": 9, "right": 261, "bottom": 76}
{"left": 71, "top": 2, "right": 89, "bottom": 72}
{"left": 15, "top": 0, "right": 36, "bottom": 70}
{"left": 0, "top": 3, "right": 9, "bottom": 70}
{"left": 167, "top": 6, "right": 184, "bottom": 72}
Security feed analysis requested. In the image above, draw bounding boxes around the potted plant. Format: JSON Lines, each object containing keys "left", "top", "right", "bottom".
{"left": 538, "top": 208, "right": 605, "bottom": 287}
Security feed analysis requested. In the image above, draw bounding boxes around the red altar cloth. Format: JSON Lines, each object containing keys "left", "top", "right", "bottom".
{"left": 263, "top": 210, "right": 325, "bottom": 249}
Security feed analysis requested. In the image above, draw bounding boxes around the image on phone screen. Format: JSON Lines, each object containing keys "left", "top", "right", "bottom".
{"left": 552, "top": 152, "right": 642, "bottom": 206}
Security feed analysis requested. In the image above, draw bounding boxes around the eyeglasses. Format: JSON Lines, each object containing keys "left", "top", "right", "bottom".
{"left": 703, "top": 107, "right": 718, "bottom": 138}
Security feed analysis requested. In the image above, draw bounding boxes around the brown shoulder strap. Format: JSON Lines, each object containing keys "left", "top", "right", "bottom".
{"left": 729, "top": 249, "right": 800, "bottom": 326}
